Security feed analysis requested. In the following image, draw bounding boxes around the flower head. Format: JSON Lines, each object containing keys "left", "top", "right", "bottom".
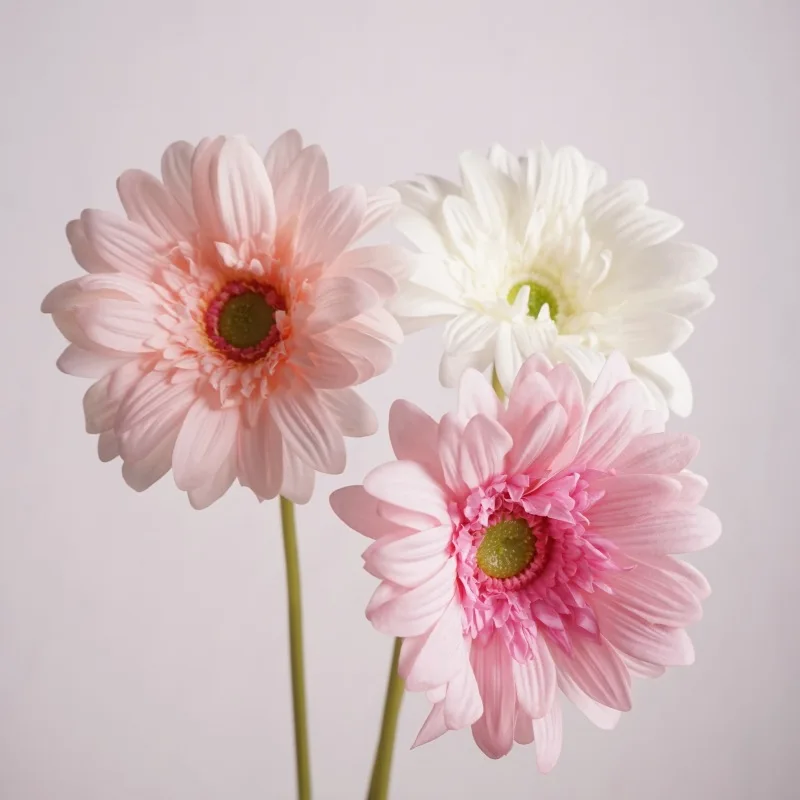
{"left": 331, "top": 353, "right": 719, "bottom": 770}
{"left": 391, "top": 144, "right": 716, "bottom": 417}
{"left": 43, "top": 131, "right": 407, "bottom": 508}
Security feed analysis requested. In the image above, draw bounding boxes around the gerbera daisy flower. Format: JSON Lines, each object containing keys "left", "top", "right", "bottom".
{"left": 331, "top": 353, "right": 719, "bottom": 770}
{"left": 391, "top": 144, "right": 716, "bottom": 417}
{"left": 42, "top": 131, "right": 406, "bottom": 508}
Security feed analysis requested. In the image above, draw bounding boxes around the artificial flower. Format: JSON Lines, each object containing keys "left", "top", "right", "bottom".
{"left": 391, "top": 144, "right": 716, "bottom": 416}
{"left": 43, "top": 131, "right": 406, "bottom": 508}
{"left": 331, "top": 353, "right": 719, "bottom": 770}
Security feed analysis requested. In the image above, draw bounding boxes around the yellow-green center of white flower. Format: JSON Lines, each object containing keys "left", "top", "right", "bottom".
{"left": 218, "top": 291, "right": 276, "bottom": 349}
{"left": 508, "top": 280, "right": 559, "bottom": 319}
{"left": 476, "top": 519, "right": 536, "bottom": 579}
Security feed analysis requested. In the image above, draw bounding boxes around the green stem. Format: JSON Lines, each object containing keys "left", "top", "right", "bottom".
{"left": 367, "top": 638, "right": 405, "bottom": 800}
{"left": 491, "top": 368, "right": 506, "bottom": 401}
{"left": 280, "top": 497, "right": 312, "bottom": 800}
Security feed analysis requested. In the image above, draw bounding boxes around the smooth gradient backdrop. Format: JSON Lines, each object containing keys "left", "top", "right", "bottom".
{"left": 1, "top": 1, "right": 797, "bottom": 798}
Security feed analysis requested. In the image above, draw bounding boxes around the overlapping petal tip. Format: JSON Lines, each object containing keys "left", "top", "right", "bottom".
{"left": 43, "top": 131, "right": 409, "bottom": 507}
{"left": 333, "top": 353, "right": 718, "bottom": 770}
{"left": 390, "top": 142, "right": 716, "bottom": 418}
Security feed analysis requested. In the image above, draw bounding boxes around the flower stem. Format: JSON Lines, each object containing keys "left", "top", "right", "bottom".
{"left": 491, "top": 368, "right": 505, "bottom": 401}
{"left": 280, "top": 496, "right": 312, "bottom": 800}
{"left": 367, "top": 638, "right": 405, "bottom": 800}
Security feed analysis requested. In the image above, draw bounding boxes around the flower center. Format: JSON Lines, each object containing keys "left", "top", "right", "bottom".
{"left": 204, "top": 280, "right": 285, "bottom": 363}
{"left": 476, "top": 519, "right": 536, "bottom": 580}
{"left": 508, "top": 280, "right": 559, "bottom": 319}
{"left": 218, "top": 291, "right": 275, "bottom": 349}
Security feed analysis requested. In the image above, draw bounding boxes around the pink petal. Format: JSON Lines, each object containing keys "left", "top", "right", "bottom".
{"left": 238, "top": 404, "right": 283, "bottom": 500}
{"left": 270, "top": 380, "right": 345, "bottom": 474}
{"left": 506, "top": 401, "right": 568, "bottom": 477}
{"left": 366, "top": 560, "right": 456, "bottom": 637}
{"left": 330, "top": 243, "right": 409, "bottom": 284}
{"left": 117, "top": 169, "right": 196, "bottom": 243}
{"left": 443, "top": 660, "right": 483, "bottom": 730}
{"left": 188, "top": 441, "right": 238, "bottom": 509}
{"left": 330, "top": 485, "right": 409, "bottom": 539}
{"left": 212, "top": 137, "right": 277, "bottom": 246}
{"left": 57, "top": 345, "right": 128, "bottom": 378}
{"left": 550, "top": 633, "right": 632, "bottom": 711}
{"left": 438, "top": 413, "right": 468, "bottom": 496}
{"left": 160, "top": 140, "right": 195, "bottom": 218}
{"left": 388, "top": 400, "right": 443, "bottom": 480}
{"left": 301, "top": 339, "right": 360, "bottom": 389}
{"left": 593, "top": 598, "right": 696, "bottom": 666}
{"left": 320, "top": 326, "right": 393, "bottom": 382}
{"left": 457, "top": 369, "right": 501, "bottom": 422}
{"left": 274, "top": 144, "right": 329, "bottom": 224}
{"left": 595, "top": 507, "right": 721, "bottom": 555}
{"left": 412, "top": 702, "right": 448, "bottom": 748}
{"left": 532, "top": 702, "right": 563, "bottom": 773}
{"left": 190, "top": 136, "right": 227, "bottom": 240}
{"left": 304, "top": 276, "right": 379, "bottom": 335}
{"left": 355, "top": 187, "right": 401, "bottom": 239}
{"left": 400, "top": 598, "right": 465, "bottom": 689}
{"left": 615, "top": 432, "right": 699, "bottom": 474}
{"left": 172, "top": 399, "right": 240, "bottom": 491}
{"left": 458, "top": 414, "right": 513, "bottom": 487}
{"left": 295, "top": 185, "right": 366, "bottom": 268}
{"left": 588, "top": 474, "right": 683, "bottom": 528}
{"left": 364, "top": 460, "right": 449, "bottom": 524}
{"left": 363, "top": 525, "right": 452, "bottom": 588}
{"left": 319, "top": 388, "right": 377, "bottom": 438}
{"left": 97, "top": 431, "right": 120, "bottom": 462}
{"left": 512, "top": 636, "right": 557, "bottom": 719}
{"left": 470, "top": 636, "right": 516, "bottom": 759}
{"left": 122, "top": 429, "right": 178, "bottom": 491}
{"left": 558, "top": 672, "right": 621, "bottom": 730}
{"left": 81, "top": 209, "right": 166, "bottom": 280}
{"left": 514, "top": 714, "right": 534, "bottom": 745}
{"left": 264, "top": 129, "right": 303, "bottom": 187}
{"left": 280, "top": 445, "right": 315, "bottom": 504}
{"left": 66, "top": 219, "right": 114, "bottom": 274}
{"left": 83, "top": 359, "right": 142, "bottom": 433}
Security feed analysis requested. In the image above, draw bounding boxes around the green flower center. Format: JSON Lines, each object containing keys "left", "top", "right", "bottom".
{"left": 218, "top": 291, "right": 276, "bottom": 349}
{"left": 476, "top": 519, "right": 536, "bottom": 580}
{"left": 507, "top": 280, "right": 559, "bottom": 320}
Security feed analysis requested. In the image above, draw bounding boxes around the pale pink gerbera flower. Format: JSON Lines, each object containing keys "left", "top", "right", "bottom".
{"left": 43, "top": 132, "right": 406, "bottom": 508}
{"left": 331, "top": 353, "right": 719, "bottom": 770}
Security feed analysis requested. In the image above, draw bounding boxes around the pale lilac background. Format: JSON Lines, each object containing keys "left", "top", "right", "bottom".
{"left": 0, "top": 1, "right": 797, "bottom": 798}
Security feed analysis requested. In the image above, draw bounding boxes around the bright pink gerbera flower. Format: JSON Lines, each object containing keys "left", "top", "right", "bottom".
{"left": 43, "top": 131, "right": 406, "bottom": 508}
{"left": 331, "top": 353, "right": 719, "bottom": 770}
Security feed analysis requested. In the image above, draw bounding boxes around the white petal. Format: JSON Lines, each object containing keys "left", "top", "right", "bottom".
{"left": 458, "top": 151, "right": 510, "bottom": 232}
{"left": 632, "top": 353, "right": 693, "bottom": 417}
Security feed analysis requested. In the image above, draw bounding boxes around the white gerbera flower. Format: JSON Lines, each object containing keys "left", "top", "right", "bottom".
{"left": 391, "top": 144, "right": 716, "bottom": 417}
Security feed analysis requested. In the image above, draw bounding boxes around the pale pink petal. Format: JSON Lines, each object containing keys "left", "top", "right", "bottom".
{"left": 57, "top": 345, "right": 129, "bottom": 378}
{"left": 304, "top": 277, "right": 379, "bottom": 335}
{"left": 160, "top": 141, "right": 195, "bottom": 218}
{"left": 264, "top": 129, "right": 303, "bottom": 187}
{"left": 458, "top": 415, "right": 513, "bottom": 487}
{"left": 639, "top": 556, "right": 711, "bottom": 600}
{"left": 300, "top": 339, "right": 360, "bottom": 389}
{"left": 238, "top": 404, "right": 283, "bottom": 500}
{"left": 270, "top": 380, "right": 345, "bottom": 474}
{"left": 320, "top": 327, "right": 393, "bottom": 383}
{"left": 83, "top": 359, "right": 142, "bottom": 433}
{"left": 330, "top": 485, "right": 411, "bottom": 539}
{"left": 330, "top": 244, "right": 409, "bottom": 284}
{"left": 188, "top": 439, "right": 238, "bottom": 510}
{"left": 172, "top": 399, "right": 240, "bottom": 491}
{"left": 319, "top": 389, "right": 377, "bottom": 438}
{"left": 295, "top": 185, "right": 366, "bottom": 268}
{"left": 673, "top": 471, "right": 709, "bottom": 505}
{"left": 470, "top": 636, "right": 516, "bottom": 759}
{"left": 117, "top": 169, "right": 195, "bottom": 243}
{"left": 549, "top": 634, "right": 632, "bottom": 711}
{"left": 280, "top": 445, "right": 315, "bottom": 504}
{"left": 532, "top": 702, "right": 563, "bottom": 773}
{"left": 190, "top": 136, "right": 226, "bottom": 240}
{"left": 503, "top": 360, "right": 558, "bottom": 431}
{"left": 443, "top": 660, "right": 483, "bottom": 730}
{"left": 514, "top": 714, "right": 534, "bottom": 745}
{"left": 363, "top": 525, "right": 452, "bottom": 588}
{"left": 615, "top": 431, "right": 699, "bottom": 474}
{"left": 97, "top": 431, "right": 120, "bottom": 462}
{"left": 274, "top": 144, "right": 329, "bottom": 224}
{"left": 66, "top": 219, "right": 114, "bottom": 273}
{"left": 620, "top": 653, "right": 666, "bottom": 678}
{"left": 212, "top": 137, "right": 277, "bottom": 246}
{"left": 512, "top": 637, "right": 557, "bottom": 719}
{"left": 457, "top": 369, "right": 501, "bottom": 422}
{"left": 558, "top": 673, "right": 622, "bottom": 730}
{"left": 388, "top": 400, "right": 443, "bottom": 480}
{"left": 438, "top": 413, "right": 468, "bottom": 496}
{"left": 122, "top": 429, "right": 178, "bottom": 492}
{"left": 81, "top": 209, "right": 166, "bottom": 280}
{"left": 366, "top": 559, "right": 456, "bottom": 637}
{"left": 412, "top": 702, "right": 448, "bottom": 748}
{"left": 595, "top": 507, "right": 721, "bottom": 555}
{"left": 506, "top": 402, "right": 568, "bottom": 477}
{"left": 593, "top": 598, "right": 696, "bottom": 666}
{"left": 364, "top": 460, "right": 449, "bottom": 524}
{"left": 588, "top": 474, "right": 682, "bottom": 528}
{"left": 399, "top": 598, "right": 465, "bottom": 689}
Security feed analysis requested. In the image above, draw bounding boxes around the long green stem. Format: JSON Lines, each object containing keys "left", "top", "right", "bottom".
{"left": 280, "top": 497, "right": 311, "bottom": 800}
{"left": 491, "top": 368, "right": 505, "bottom": 401}
{"left": 367, "top": 638, "right": 404, "bottom": 800}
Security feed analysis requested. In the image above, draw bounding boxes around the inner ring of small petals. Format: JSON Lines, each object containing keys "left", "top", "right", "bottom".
{"left": 205, "top": 280, "right": 285, "bottom": 363}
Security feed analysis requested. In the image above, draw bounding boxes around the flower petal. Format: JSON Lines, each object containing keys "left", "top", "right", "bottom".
{"left": 615, "top": 431, "right": 699, "bottom": 474}
{"left": 117, "top": 169, "right": 195, "bottom": 243}
{"left": 364, "top": 460, "right": 449, "bottom": 524}
{"left": 363, "top": 525, "right": 452, "bottom": 588}
{"left": 66, "top": 219, "right": 114, "bottom": 274}
{"left": 319, "top": 388, "right": 377, "bottom": 438}
{"left": 238, "top": 404, "right": 283, "bottom": 500}
{"left": 160, "top": 141, "right": 195, "bottom": 217}
{"left": 458, "top": 414, "right": 513, "bottom": 487}
{"left": 274, "top": 144, "right": 329, "bottom": 224}
{"left": 512, "top": 636, "right": 557, "bottom": 720}
{"left": 388, "top": 400, "right": 442, "bottom": 479}
{"left": 470, "top": 636, "right": 516, "bottom": 759}
{"left": 304, "top": 277, "right": 379, "bottom": 335}
{"left": 281, "top": 445, "right": 315, "bottom": 504}
{"left": 532, "top": 702, "right": 563, "bottom": 773}
{"left": 330, "top": 485, "right": 412, "bottom": 540}
{"left": 265, "top": 129, "right": 303, "bottom": 187}
{"left": 295, "top": 185, "right": 366, "bottom": 268}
